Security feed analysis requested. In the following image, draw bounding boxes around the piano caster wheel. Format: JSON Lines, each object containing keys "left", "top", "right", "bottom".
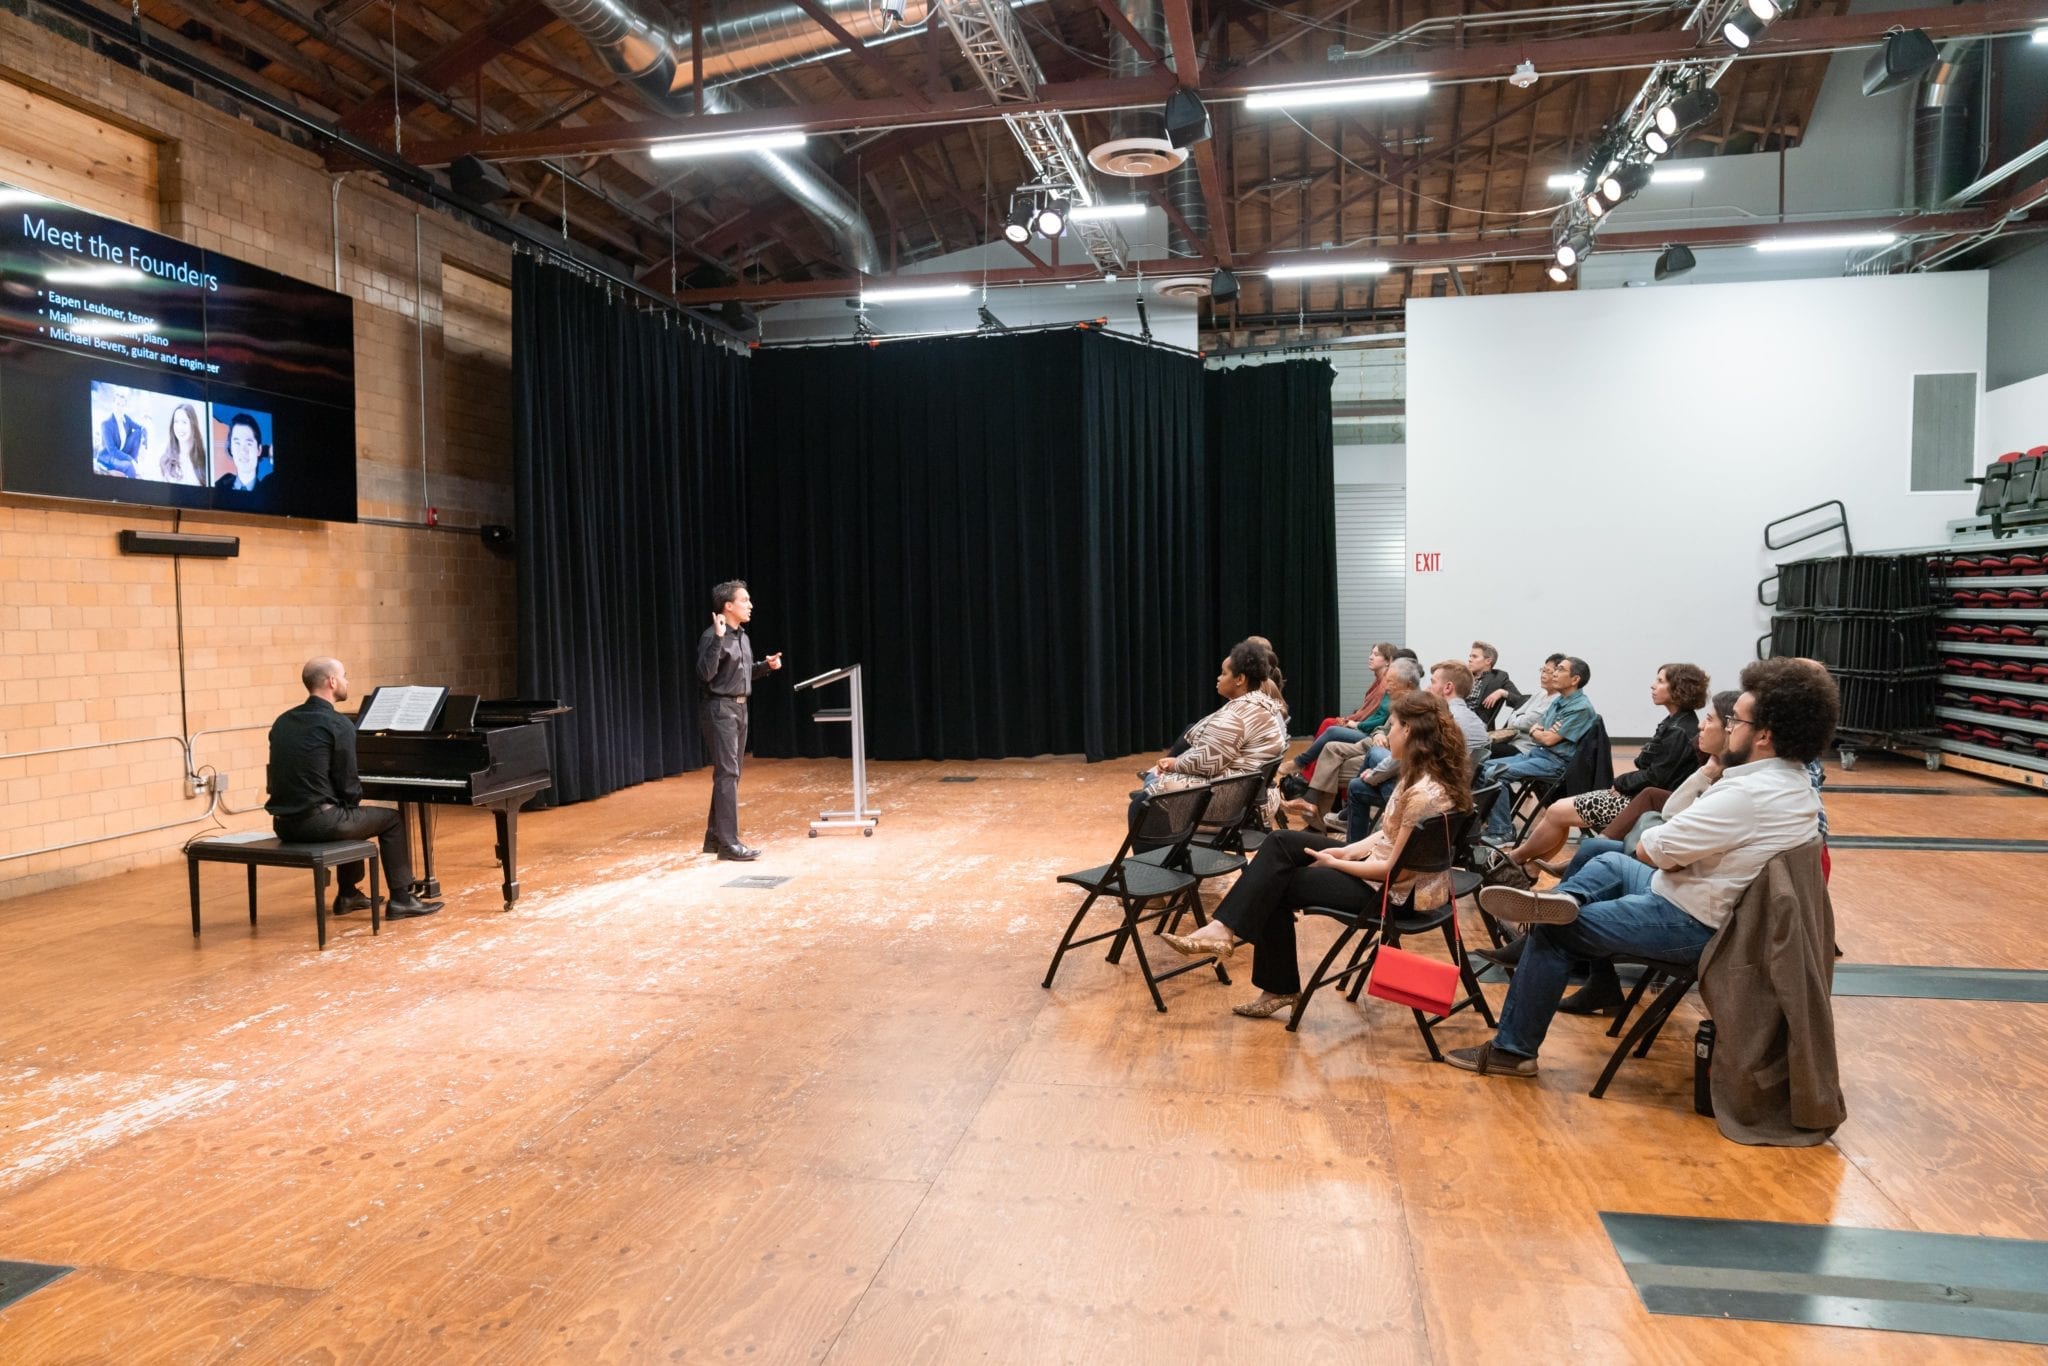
{"left": 864, "top": 828, "right": 874, "bottom": 837}
{"left": 809, "top": 830, "right": 818, "bottom": 839}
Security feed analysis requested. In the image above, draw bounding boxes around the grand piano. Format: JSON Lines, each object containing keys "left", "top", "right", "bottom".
{"left": 355, "top": 696, "right": 568, "bottom": 911}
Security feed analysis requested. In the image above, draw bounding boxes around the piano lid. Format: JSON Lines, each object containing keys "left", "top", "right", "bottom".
{"left": 476, "top": 698, "right": 572, "bottom": 724}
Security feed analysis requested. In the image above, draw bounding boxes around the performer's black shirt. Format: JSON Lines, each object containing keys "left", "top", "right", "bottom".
{"left": 266, "top": 696, "right": 362, "bottom": 818}
{"left": 697, "top": 624, "right": 770, "bottom": 697}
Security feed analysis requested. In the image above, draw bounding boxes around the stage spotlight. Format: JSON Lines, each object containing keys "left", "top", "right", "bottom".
{"left": 1554, "top": 229, "right": 1592, "bottom": 269}
{"left": 1210, "top": 267, "right": 1240, "bottom": 303}
{"left": 1863, "top": 28, "right": 1938, "bottom": 96}
{"left": 1746, "top": 0, "right": 1786, "bottom": 20}
{"left": 1003, "top": 198, "right": 1034, "bottom": 244}
{"left": 1600, "top": 162, "right": 1652, "bottom": 205}
{"left": 1722, "top": 7, "right": 1767, "bottom": 48}
{"left": 1657, "top": 87, "right": 1723, "bottom": 140}
{"left": 1644, "top": 128, "right": 1672, "bottom": 156}
{"left": 1164, "top": 87, "right": 1212, "bottom": 149}
{"left": 1547, "top": 263, "right": 1571, "bottom": 284}
{"left": 1654, "top": 244, "right": 1697, "bottom": 280}
{"left": 1584, "top": 193, "right": 1607, "bottom": 219}
{"left": 1035, "top": 197, "right": 1068, "bottom": 237}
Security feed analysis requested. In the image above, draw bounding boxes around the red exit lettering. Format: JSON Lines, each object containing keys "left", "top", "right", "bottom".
{"left": 1414, "top": 552, "right": 1441, "bottom": 572}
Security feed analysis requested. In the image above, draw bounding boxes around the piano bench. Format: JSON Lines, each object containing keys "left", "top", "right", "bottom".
{"left": 186, "top": 837, "right": 382, "bottom": 950}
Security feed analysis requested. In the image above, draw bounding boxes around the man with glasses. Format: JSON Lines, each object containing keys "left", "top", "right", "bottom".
{"left": 1450, "top": 658, "right": 1837, "bottom": 1079}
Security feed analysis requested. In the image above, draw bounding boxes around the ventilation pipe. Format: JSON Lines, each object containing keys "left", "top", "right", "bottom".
{"left": 542, "top": 0, "right": 884, "bottom": 274}
{"left": 1914, "top": 39, "right": 1988, "bottom": 208}
{"left": 1109, "top": 0, "right": 1207, "bottom": 259}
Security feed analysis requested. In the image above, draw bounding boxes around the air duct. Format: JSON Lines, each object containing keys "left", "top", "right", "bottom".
{"left": 1914, "top": 39, "right": 1988, "bottom": 209}
{"left": 541, "top": 0, "right": 884, "bottom": 275}
{"left": 1103, "top": 0, "right": 1207, "bottom": 262}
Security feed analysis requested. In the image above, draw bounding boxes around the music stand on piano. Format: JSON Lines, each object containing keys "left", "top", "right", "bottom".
{"left": 795, "top": 664, "right": 879, "bottom": 837}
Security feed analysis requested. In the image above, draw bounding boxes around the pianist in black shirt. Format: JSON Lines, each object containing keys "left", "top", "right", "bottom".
{"left": 266, "top": 657, "right": 443, "bottom": 919}
{"left": 697, "top": 580, "right": 782, "bottom": 860}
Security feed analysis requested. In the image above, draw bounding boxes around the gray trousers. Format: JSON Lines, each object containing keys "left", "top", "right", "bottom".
{"left": 275, "top": 803, "right": 410, "bottom": 895}
{"left": 701, "top": 697, "right": 749, "bottom": 848}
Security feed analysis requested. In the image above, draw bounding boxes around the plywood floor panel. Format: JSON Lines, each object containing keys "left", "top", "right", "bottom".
{"left": 1, "top": 751, "right": 2044, "bottom": 1361}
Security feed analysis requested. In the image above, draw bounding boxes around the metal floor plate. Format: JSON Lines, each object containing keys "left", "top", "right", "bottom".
{"left": 1602, "top": 1213, "right": 2048, "bottom": 1346}
{"left": 1826, "top": 836, "right": 2048, "bottom": 853}
{"left": 1833, "top": 964, "right": 2048, "bottom": 1002}
{"left": 724, "top": 875, "right": 791, "bottom": 889}
{"left": 0, "top": 1261, "right": 73, "bottom": 1313}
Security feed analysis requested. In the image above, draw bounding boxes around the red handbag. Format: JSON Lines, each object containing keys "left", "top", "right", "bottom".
{"left": 1365, "top": 815, "right": 1463, "bottom": 1018}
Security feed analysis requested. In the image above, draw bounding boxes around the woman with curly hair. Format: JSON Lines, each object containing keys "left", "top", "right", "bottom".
{"left": 1160, "top": 689, "right": 1474, "bottom": 1020}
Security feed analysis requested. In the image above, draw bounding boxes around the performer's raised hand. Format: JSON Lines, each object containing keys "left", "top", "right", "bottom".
{"left": 766, "top": 653, "right": 783, "bottom": 671}
{"left": 713, "top": 612, "right": 726, "bottom": 637}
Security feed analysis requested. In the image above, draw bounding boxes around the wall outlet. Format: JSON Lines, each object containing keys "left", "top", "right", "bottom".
{"left": 189, "top": 773, "right": 207, "bottom": 797}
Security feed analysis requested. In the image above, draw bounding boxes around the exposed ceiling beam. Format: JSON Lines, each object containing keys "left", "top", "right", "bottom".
{"left": 1161, "top": 0, "right": 1232, "bottom": 256}
{"left": 665, "top": 197, "right": 2028, "bottom": 303}
{"left": 783, "top": 0, "right": 933, "bottom": 108}
{"left": 1086, "top": 0, "right": 1168, "bottom": 70}
{"left": 334, "top": 0, "right": 557, "bottom": 136}
{"left": 397, "top": 0, "right": 2048, "bottom": 170}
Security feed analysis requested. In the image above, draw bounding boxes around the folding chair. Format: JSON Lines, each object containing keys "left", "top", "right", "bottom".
{"left": 1043, "top": 785, "right": 1220, "bottom": 1012}
{"left": 1589, "top": 955, "right": 1700, "bottom": 1099}
{"left": 1285, "top": 811, "right": 1497, "bottom": 1058}
{"left": 1155, "top": 771, "right": 1269, "bottom": 936}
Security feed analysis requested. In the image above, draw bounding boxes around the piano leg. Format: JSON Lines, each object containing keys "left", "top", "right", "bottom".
{"left": 412, "top": 802, "right": 443, "bottom": 900}
{"left": 493, "top": 805, "right": 520, "bottom": 911}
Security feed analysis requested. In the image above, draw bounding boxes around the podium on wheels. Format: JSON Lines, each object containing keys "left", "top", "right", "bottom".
{"left": 795, "top": 664, "right": 880, "bottom": 837}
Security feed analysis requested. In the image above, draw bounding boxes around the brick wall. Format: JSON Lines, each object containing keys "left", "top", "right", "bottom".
{"left": 0, "top": 10, "right": 520, "bottom": 901}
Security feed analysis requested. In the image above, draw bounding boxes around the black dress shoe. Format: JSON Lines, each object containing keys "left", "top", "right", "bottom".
{"left": 331, "top": 892, "right": 372, "bottom": 916}
{"left": 702, "top": 835, "right": 721, "bottom": 854}
{"left": 1472, "top": 935, "right": 1526, "bottom": 969}
{"left": 383, "top": 895, "right": 444, "bottom": 919}
{"left": 716, "top": 843, "right": 761, "bottom": 862}
{"left": 1558, "top": 964, "right": 1626, "bottom": 1015}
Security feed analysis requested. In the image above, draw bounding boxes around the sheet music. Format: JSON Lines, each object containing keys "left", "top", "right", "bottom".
{"left": 359, "top": 685, "right": 447, "bottom": 732}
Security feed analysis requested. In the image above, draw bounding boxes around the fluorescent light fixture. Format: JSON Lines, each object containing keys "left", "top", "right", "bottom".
{"left": 1264, "top": 259, "right": 1391, "bottom": 280}
{"left": 1547, "top": 173, "right": 1586, "bottom": 190}
{"left": 1754, "top": 231, "right": 1897, "bottom": 252}
{"left": 1068, "top": 203, "right": 1147, "bottom": 221}
{"left": 1244, "top": 80, "right": 1430, "bottom": 110}
{"left": 0, "top": 188, "right": 53, "bottom": 207}
{"left": 45, "top": 266, "right": 148, "bottom": 286}
{"left": 861, "top": 283, "right": 973, "bottom": 303}
{"left": 1326, "top": 330, "right": 1405, "bottom": 345}
{"left": 2032, "top": 26, "right": 2047, "bottom": 43}
{"left": 648, "top": 131, "right": 807, "bottom": 159}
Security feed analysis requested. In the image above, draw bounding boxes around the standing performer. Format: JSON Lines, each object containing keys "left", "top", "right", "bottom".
{"left": 698, "top": 580, "right": 782, "bottom": 861}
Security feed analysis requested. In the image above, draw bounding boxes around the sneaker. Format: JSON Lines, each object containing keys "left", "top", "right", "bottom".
{"left": 1446, "top": 1042, "right": 1538, "bottom": 1077}
{"left": 1478, "top": 885, "right": 1581, "bottom": 925}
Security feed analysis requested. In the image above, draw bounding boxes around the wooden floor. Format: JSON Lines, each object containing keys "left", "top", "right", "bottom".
{"left": 2, "top": 751, "right": 2046, "bottom": 1363}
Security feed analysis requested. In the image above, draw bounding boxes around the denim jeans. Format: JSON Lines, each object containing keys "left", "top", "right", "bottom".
{"left": 1479, "top": 747, "right": 1570, "bottom": 838}
{"left": 1491, "top": 851, "right": 1714, "bottom": 1058}
{"left": 1298, "top": 725, "right": 1367, "bottom": 768}
{"left": 1562, "top": 837, "right": 1623, "bottom": 876}
{"left": 1345, "top": 746, "right": 1396, "bottom": 843}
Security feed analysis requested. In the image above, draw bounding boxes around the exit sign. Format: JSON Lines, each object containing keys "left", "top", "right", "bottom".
{"left": 1414, "top": 552, "right": 1442, "bottom": 572}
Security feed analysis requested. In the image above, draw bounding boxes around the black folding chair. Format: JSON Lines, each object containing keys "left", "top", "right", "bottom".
{"left": 1043, "top": 785, "right": 1221, "bottom": 1012}
{"left": 1589, "top": 955, "right": 1700, "bottom": 1099}
{"left": 1156, "top": 772, "right": 1270, "bottom": 936}
{"left": 1284, "top": 811, "right": 1497, "bottom": 1058}
{"left": 1233, "top": 756, "right": 1284, "bottom": 855}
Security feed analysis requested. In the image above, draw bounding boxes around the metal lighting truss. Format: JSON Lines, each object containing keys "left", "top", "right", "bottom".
{"left": 931, "top": 0, "right": 1130, "bottom": 271}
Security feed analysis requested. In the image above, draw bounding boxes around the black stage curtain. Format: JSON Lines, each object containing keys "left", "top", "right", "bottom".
{"left": 743, "top": 330, "right": 1213, "bottom": 762}
{"left": 743, "top": 329, "right": 1333, "bottom": 764}
{"left": 1206, "top": 359, "right": 1340, "bottom": 728}
{"left": 512, "top": 257, "right": 750, "bottom": 805}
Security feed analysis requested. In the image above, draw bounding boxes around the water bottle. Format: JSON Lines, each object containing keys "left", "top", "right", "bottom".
{"left": 1693, "top": 1020, "right": 1716, "bottom": 1118}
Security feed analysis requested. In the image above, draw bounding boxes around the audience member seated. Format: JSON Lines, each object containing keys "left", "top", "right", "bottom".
{"left": 1132, "top": 640, "right": 1289, "bottom": 819}
{"left": 1467, "top": 642, "right": 1520, "bottom": 727}
{"left": 1478, "top": 655, "right": 1596, "bottom": 840}
{"left": 1157, "top": 691, "right": 1475, "bottom": 1019}
{"left": 1168, "top": 636, "right": 1286, "bottom": 758}
{"left": 1489, "top": 654, "right": 1564, "bottom": 757}
{"left": 1285, "top": 642, "right": 1401, "bottom": 783}
{"left": 1281, "top": 658, "right": 1422, "bottom": 826}
{"left": 1343, "top": 660, "right": 1491, "bottom": 840}
{"left": 1502, "top": 663, "right": 1709, "bottom": 870}
{"left": 1450, "top": 659, "right": 1837, "bottom": 1078}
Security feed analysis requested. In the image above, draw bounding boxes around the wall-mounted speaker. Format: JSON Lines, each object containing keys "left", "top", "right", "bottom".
{"left": 481, "top": 524, "right": 515, "bottom": 550}
{"left": 118, "top": 529, "right": 240, "bottom": 558}
{"left": 450, "top": 154, "right": 515, "bottom": 205}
